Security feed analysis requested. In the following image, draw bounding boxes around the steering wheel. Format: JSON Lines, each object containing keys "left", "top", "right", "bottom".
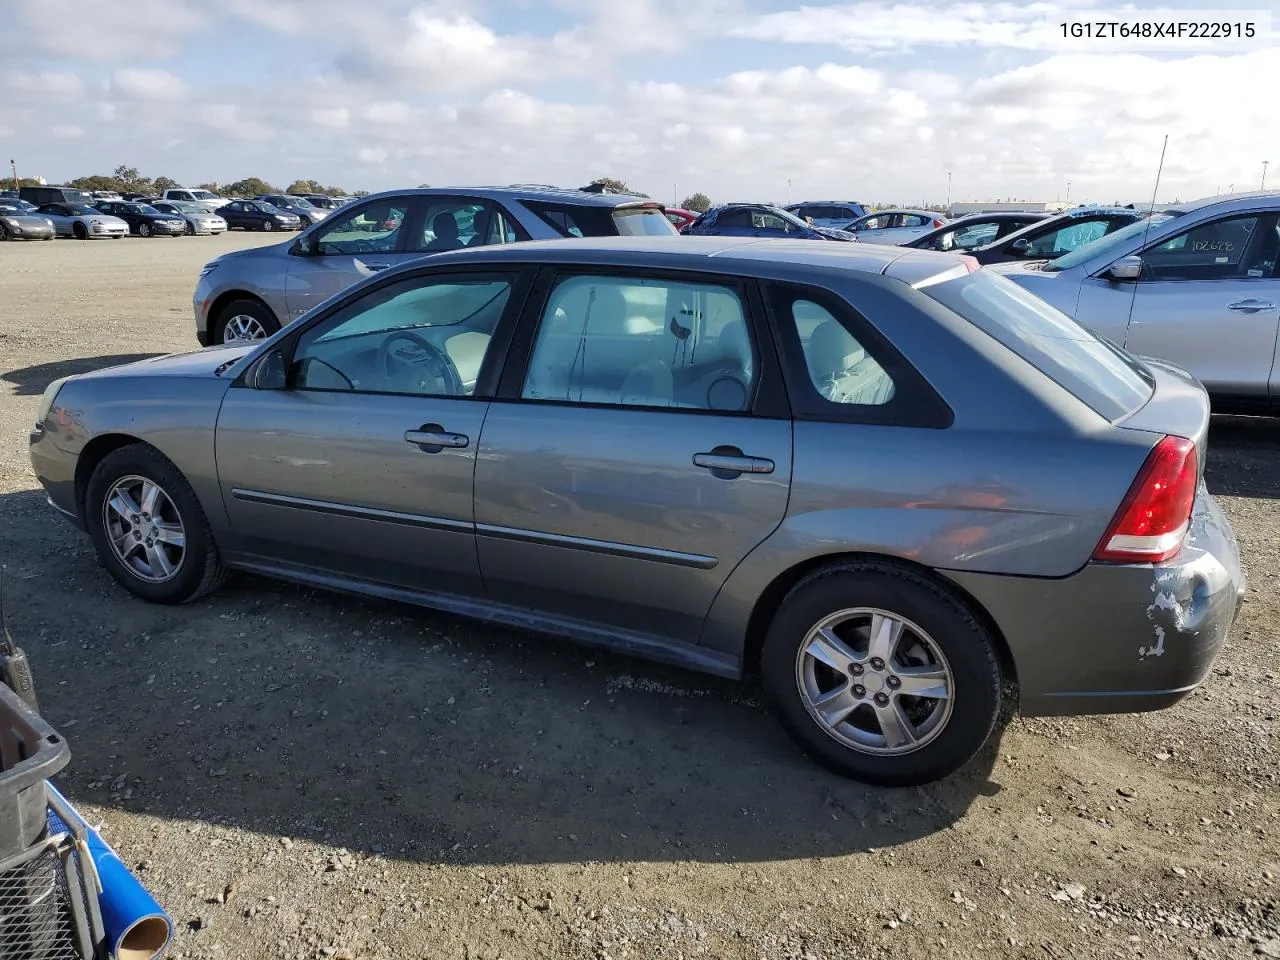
{"left": 378, "top": 330, "right": 465, "bottom": 396}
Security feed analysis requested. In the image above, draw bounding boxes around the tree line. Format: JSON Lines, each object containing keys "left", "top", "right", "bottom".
{"left": 57, "top": 166, "right": 360, "bottom": 198}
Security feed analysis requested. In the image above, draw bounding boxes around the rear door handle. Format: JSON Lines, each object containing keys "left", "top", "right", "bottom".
{"left": 405, "top": 425, "right": 469, "bottom": 450}
{"left": 1227, "top": 299, "right": 1276, "bottom": 313}
{"left": 693, "top": 451, "right": 775, "bottom": 475}
{"left": 364, "top": 262, "right": 392, "bottom": 272}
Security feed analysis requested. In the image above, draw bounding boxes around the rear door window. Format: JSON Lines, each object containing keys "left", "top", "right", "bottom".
{"left": 918, "top": 268, "right": 1153, "bottom": 420}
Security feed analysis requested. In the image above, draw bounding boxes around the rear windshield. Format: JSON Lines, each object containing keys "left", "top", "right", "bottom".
{"left": 521, "top": 200, "right": 677, "bottom": 238}
{"left": 920, "top": 269, "right": 1153, "bottom": 420}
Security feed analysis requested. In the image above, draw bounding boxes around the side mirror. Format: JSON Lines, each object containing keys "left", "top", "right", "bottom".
{"left": 291, "top": 234, "right": 315, "bottom": 256}
{"left": 1009, "top": 238, "right": 1031, "bottom": 255}
{"left": 1107, "top": 255, "right": 1144, "bottom": 281}
{"left": 249, "top": 349, "right": 287, "bottom": 390}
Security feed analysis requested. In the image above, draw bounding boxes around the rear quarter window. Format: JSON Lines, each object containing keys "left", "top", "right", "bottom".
{"left": 919, "top": 269, "right": 1153, "bottom": 420}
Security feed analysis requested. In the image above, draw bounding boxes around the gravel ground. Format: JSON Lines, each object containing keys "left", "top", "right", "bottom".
{"left": 1, "top": 233, "right": 1278, "bottom": 960}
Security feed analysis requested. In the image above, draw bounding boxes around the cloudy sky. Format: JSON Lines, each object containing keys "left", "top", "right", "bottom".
{"left": 1, "top": 0, "right": 1275, "bottom": 205}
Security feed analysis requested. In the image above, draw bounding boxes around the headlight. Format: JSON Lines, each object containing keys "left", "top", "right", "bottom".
{"left": 90, "top": 219, "right": 102, "bottom": 226}
{"left": 37, "top": 376, "right": 71, "bottom": 426}
{"left": 275, "top": 215, "right": 289, "bottom": 221}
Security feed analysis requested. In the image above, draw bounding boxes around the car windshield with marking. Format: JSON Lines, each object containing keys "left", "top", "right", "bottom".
{"left": 1042, "top": 213, "right": 1180, "bottom": 272}
{"left": 522, "top": 200, "right": 677, "bottom": 238}
{"left": 919, "top": 268, "right": 1153, "bottom": 420}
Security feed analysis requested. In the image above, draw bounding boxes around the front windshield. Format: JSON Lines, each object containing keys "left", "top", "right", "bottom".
{"left": 255, "top": 203, "right": 282, "bottom": 214}
{"left": 169, "top": 202, "right": 202, "bottom": 213}
{"left": 66, "top": 205, "right": 99, "bottom": 216}
{"left": 285, "top": 197, "right": 315, "bottom": 207}
{"left": 130, "top": 204, "right": 161, "bottom": 215}
{"left": 1044, "top": 213, "right": 1179, "bottom": 271}
{"left": 189, "top": 190, "right": 217, "bottom": 200}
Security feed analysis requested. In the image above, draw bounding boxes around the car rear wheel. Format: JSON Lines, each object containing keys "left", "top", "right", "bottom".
{"left": 0, "top": 223, "right": 8, "bottom": 241}
{"left": 139, "top": 223, "right": 152, "bottom": 237}
{"left": 214, "top": 298, "right": 280, "bottom": 344}
{"left": 84, "top": 444, "right": 227, "bottom": 604}
{"left": 73, "top": 223, "right": 88, "bottom": 240}
{"left": 761, "top": 562, "right": 1002, "bottom": 786}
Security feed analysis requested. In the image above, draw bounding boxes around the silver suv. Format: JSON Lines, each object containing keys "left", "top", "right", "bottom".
{"left": 194, "top": 186, "right": 677, "bottom": 345}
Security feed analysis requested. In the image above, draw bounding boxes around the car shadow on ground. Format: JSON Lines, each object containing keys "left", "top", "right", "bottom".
{"left": 1, "top": 354, "right": 165, "bottom": 396}
{"left": 1206, "top": 415, "right": 1280, "bottom": 501}
{"left": 0, "top": 486, "right": 1000, "bottom": 868}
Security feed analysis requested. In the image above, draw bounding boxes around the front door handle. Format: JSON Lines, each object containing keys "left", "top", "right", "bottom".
{"left": 405, "top": 424, "right": 469, "bottom": 450}
{"left": 364, "top": 262, "right": 392, "bottom": 272}
{"left": 1228, "top": 299, "right": 1276, "bottom": 313}
{"left": 693, "top": 449, "right": 775, "bottom": 476}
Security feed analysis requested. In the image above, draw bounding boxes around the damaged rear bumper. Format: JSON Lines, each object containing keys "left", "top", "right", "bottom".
{"left": 942, "top": 486, "right": 1244, "bottom": 717}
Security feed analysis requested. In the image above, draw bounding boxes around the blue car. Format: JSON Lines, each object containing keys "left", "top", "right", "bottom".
{"left": 785, "top": 200, "right": 870, "bottom": 228}
{"left": 684, "top": 204, "right": 856, "bottom": 241}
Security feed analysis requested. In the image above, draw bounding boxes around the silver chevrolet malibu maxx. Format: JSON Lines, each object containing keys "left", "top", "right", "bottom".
{"left": 30, "top": 237, "right": 1245, "bottom": 785}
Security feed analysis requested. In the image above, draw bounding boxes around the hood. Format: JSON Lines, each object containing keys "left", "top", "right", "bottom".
{"left": 987, "top": 259, "right": 1052, "bottom": 277}
{"left": 207, "top": 238, "right": 292, "bottom": 267}
{"left": 814, "top": 226, "right": 857, "bottom": 241}
{"left": 0, "top": 214, "right": 51, "bottom": 226}
{"left": 75, "top": 344, "right": 255, "bottom": 382}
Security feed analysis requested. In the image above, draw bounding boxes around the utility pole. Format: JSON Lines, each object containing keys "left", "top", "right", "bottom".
{"left": 786, "top": 179, "right": 792, "bottom": 205}
{"left": 1263, "top": 161, "right": 1270, "bottom": 190}
{"left": 1065, "top": 181, "right": 1072, "bottom": 204}
{"left": 945, "top": 170, "right": 952, "bottom": 210}
{"left": 9, "top": 160, "right": 17, "bottom": 193}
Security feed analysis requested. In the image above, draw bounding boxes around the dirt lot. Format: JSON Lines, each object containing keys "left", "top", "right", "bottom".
{"left": 1, "top": 233, "right": 1279, "bottom": 960}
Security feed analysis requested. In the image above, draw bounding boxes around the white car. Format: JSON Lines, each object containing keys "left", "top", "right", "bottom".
{"left": 991, "top": 191, "right": 1280, "bottom": 409}
{"left": 161, "top": 188, "right": 229, "bottom": 212}
{"left": 842, "top": 209, "right": 947, "bottom": 245}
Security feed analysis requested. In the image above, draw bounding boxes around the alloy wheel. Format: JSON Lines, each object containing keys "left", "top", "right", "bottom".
{"left": 222, "top": 314, "right": 268, "bottom": 344}
{"left": 795, "top": 607, "right": 955, "bottom": 756}
{"left": 102, "top": 475, "right": 187, "bottom": 583}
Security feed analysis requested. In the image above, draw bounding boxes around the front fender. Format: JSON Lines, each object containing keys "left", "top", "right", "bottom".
{"left": 35, "top": 375, "right": 233, "bottom": 532}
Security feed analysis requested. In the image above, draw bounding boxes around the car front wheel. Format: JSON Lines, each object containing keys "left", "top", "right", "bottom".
{"left": 261, "top": 219, "right": 274, "bottom": 231}
{"left": 84, "top": 444, "right": 227, "bottom": 604}
{"left": 214, "top": 298, "right": 280, "bottom": 344}
{"left": 139, "top": 223, "right": 152, "bottom": 237}
{"left": 761, "top": 563, "right": 1002, "bottom": 786}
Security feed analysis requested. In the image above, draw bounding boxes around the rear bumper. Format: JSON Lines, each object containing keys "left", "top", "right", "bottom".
{"left": 943, "top": 486, "right": 1244, "bottom": 716}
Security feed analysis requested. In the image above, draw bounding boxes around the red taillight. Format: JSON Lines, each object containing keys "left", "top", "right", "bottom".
{"left": 1093, "top": 436, "right": 1198, "bottom": 564}
{"left": 933, "top": 219, "right": 944, "bottom": 228}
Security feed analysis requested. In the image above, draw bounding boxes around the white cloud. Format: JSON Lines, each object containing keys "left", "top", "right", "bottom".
{"left": 311, "top": 107, "right": 351, "bottom": 128}
{"left": 357, "top": 147, "right": 389, "bottom": 165}
{"left": 111, "top": 68, "right": 191, "bottom": 101}
{"left": 50, "top": 125, "right": 86, "bottom": 140}
{"left": 7, "top": 0, "right": 205, "bottom": 56}
{"left": 3, "top": 70, "right": 83, "bottom": 102}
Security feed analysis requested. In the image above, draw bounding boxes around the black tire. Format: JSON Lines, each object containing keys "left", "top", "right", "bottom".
{"left": 212, "top": 298, "right": 281, "bottom": 344}
{"left": 139, "top": 222, "right": 152, "bottom": 237}
{"left": 73, "top": 223, "right": 88, "bottom": 240}
{"left": 186, "top": 222, "right": 195, "bottom": 235}
{"left": 760, "top": 562, "right": 1001, "bottom": 787}
{"left": 0, "top": 222, "right": 8, "bottom": 241}
{"left": 84, "top": 444, "right": 227, "bottom": 604}
{"left": 261, "top": 219, "right": 273, "bottom": 232}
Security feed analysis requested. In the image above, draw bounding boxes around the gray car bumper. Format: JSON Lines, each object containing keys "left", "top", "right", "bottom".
{"left": 943, "top": 486, "right": 1244, "bottom": 716}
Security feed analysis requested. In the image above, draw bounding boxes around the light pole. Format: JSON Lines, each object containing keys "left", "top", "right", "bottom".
{"left": 1065, "top": 181, "right": 1072, "bottom": 204}
{"left": 786, "top": 178, "right": 792, "bottom": 205}
{"left": 945, "top": 170, "right": 952, "bottom": 209}
{"left": 9, "top": 159, "right": 16, "bottom": 193}
{"left": 1263, "top": 161, "right": 1270, "bottom": 190}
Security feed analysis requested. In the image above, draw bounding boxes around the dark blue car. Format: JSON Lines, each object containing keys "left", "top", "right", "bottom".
{"left": 683, "top": 204, "right": 856, "bottom": 241}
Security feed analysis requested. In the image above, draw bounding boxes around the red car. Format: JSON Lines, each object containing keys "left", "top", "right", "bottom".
{"left": 665, "top": 208, "right": 700, "bottom": 232}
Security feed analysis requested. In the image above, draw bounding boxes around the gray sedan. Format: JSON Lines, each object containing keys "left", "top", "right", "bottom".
{"left": 151, "top": 200, "right": 228, "bottom": 235}
{"left": 35, "top": 202, "right": 128, "bottom": 239}
{"left": 0, "top": 202, "right": 54, "bottom": 240}
{"left": 30, "top": 237, "right": 1244, "bottom": 785}
{"left": 995, "top": 191, "right": 1280, "bottom": 412}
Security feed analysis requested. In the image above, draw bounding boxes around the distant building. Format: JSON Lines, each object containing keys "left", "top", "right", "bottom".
{"left": 948, "top": 200, "right": 1070, "bottom": 216}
